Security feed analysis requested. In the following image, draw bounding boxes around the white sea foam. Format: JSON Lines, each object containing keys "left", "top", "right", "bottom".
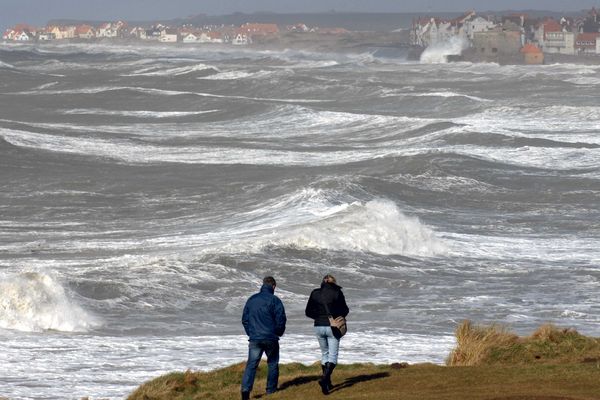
{"left": 0, "top": 272, "right": 99, "bottom": 332}
{"left": 0, "top": 331, "right": 454, "bottom": 400}
{"left": 412, "top": 91, "right": 492, "bottom": 102}
{"left": 124, "top": 63, "right": 218, "bottom": 76}
{"left": 0, "top": 126, "right": 411, "bottom": 166}
{"left": 563, "top": 76, "right": 600, "bottom": 85}
{"left": 0, "top": 60, "right": 15, "bottom": 68}
{"left": 420, "top": 36, "right": 469, "bottom": 64}
{"left": 455, "top": 106, "right": 600, "bottom": 140}
{"left": 198, "top": 70, "right": 272, "bottom": 80}
{"left": 62, "top": 108, "right": 219, "bottom": 118}
{"left": 33, "top": 81, "right": 59, "bottom": 90}
{"left": 12, "top": 85, "right": 330, "bottom": 103}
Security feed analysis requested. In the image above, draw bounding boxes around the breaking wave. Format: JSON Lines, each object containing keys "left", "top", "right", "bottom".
{"left": 231, "top": 191, "right": 447, "bottom": 257}
{"left": 124, "top": 63, "right": 218, "bottom": 76}
{"left": 420, "top": 36, "right": 469, "bottom": 64}
{"left": 0, "top": 272, "right": 99, "bottom": 332}
{"left": 62, "top": 108, "right": 219, "bottom": 118}
{"left": 270, "top": 198, "right": 446, "bottom": 256}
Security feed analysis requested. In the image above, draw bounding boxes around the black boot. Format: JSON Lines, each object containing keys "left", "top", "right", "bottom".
{"left": 241, "top": 390, "right": 250, "bottom": 400}
{"left": 318, "top": 364, "right": 329, "bottom": 395}
{"left": 319, "top": 362, "right": 336, "bottom": 395}
{"left": 325, "top": 362, "right": 336, "bottom": 391}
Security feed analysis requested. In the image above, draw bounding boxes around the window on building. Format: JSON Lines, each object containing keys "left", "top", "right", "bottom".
{"left": 492, "top": 47, "right": 498, "bottom": 53}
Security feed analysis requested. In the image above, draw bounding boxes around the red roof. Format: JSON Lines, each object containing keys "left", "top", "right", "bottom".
{"left": 520, "top": 43, "right": 542, "bottom": 54}
{"left": 240, "top": 23, "right": 279, "bottom": 34}
{"left": 75, "top": 25, "right": 93, "bottom": 35}
{"left": 543, "top": 19, "right": 562, "bottom": 32}
{"left": 577, "top": 32, "right": 600, "bottom": 41}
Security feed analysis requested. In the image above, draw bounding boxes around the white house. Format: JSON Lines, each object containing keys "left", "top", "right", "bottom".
{"left": 38, "top": 32, "right": 55, "bottom": 41}
{"left": 13, "top": 30, "right": 33, "bottom": 41}
{"left": 465, "top": 16, "right": 496, "bottom": 39}
{"left": 159, "top": 29, "right": 178, "bottom": 42}
{"left": 129, "top": 27, "right": 147, "bottom": 40}
{"left": 2, "top": 29, "right": 15, "bottom": 40}
{"left": 543, "top": 31, "right": 575, "bottom": 54}
{"left": 182, "top": 33, "right": 199, "bottom": 43}
{"left": 97, "top": 22, "right": 118, "bottom": 38}
{"left": 232, "top": 32, "right": 249, "bottom": 45}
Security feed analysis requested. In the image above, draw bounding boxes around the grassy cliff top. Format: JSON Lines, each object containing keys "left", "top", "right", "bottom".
{"left": 127, "top": 322, "right": 600, "bottom": 400}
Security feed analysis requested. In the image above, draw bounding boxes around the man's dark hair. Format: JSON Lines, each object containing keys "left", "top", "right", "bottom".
{"left": 263, "top": 276, "right": 276, "bottom": 286}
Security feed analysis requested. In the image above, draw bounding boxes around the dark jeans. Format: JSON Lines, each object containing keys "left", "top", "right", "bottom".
{"left": 241, "top": 340, "right": 280, "bottom": 394}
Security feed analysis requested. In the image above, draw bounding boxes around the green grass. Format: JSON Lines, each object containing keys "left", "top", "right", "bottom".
{"left": 127, "top": 322, "right": 600, "bottom": 400}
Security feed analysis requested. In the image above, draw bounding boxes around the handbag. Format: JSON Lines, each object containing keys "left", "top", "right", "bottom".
{"left": 322, "top": 294, "right": 347, "bottom": 339}
{"left": 328, "top": 315, "right": 347, "bottom": 338}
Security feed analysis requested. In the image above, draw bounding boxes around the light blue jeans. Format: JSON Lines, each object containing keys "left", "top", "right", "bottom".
{"left": 314, "top": 326, "right": 339, "bottom": 364}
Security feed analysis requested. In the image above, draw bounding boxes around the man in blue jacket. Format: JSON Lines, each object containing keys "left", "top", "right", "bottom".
{"left": 241, "top": 276, "right": 286, "bottom": 400}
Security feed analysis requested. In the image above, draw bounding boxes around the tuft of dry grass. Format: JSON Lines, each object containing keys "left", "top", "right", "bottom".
{"left": 448, "top": 321, "right": 600, "bottom": 366}
{"left": 447, "top": 320, "right": 518, "bottom": 366}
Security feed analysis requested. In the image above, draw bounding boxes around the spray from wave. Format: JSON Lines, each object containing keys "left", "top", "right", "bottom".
{"left": 0, "top": 272, "right": 99, "bottom": 332}
{"left": 420, "top": 36, "right": 469, "bottom": 64}
{"left": 237, "top": 193, "right": 446, "bottom": 256}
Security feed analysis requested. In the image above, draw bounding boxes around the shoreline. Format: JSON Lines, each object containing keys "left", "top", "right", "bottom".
{"left": 3, "top": 35, "right": 600, "bottom": 65}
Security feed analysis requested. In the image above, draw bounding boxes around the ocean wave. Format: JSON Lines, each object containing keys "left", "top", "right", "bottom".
{"left": 456, "top": 106, "right": 600, "bottom": 138}
{"left": 124, "top": 63, "right": 219, "bottom": 76}
{"left": 61, "top": 108, "right": 220, "bottom": 118}
{"left": 411, "top": 91, "right": 492, "bottom": 102}
{"left": 11, "top": 85, "right": 330, "bottom": 104}
{"left": 420, "top": 36, "right": 469, "bottom": 64}
{"left": 0, "top": 60, "right": 15, "bottom": 69}
{"left": 262, "top": 198, "right": 447, "bottom": 256}
{"left": 563, "top": 76, "right": 600, "bottom": 86}
{"left": 198, "top": 69, "right": 272, "bottom": 80}
{"left": 0, "top": 272, "right": 99, "bottom": 332}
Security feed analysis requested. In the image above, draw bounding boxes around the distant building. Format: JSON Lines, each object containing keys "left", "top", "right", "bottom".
{"left": 75, "top": 25, "right": 95, "bottom": 39}
{"left": 575, "top": 32, "right": 600, "bottom": 54}
{"left": 232, "top": 31, "right": 250, "bottom": 45}
{"left": 464, "top": 16, "right": 496, "bottom": 40}
{"left": 470, "top": 28, "right": 522, "bottom": 63}
{"left": 182, "top": 32, "right": 200, "bottom": 43}
{"left": 240, "top": 23, "right": 279, "bottom": 36}
{"left": 12, "top": 30, "right": 34, "bottom": 41}
{"left": 129, "top": 27, "right": 147, "bottom": 40}
{"left": 159, "top": 29, "right": 178, "bottom": 43}
{"left": 2, "top": 29, "right": 15, "bottom": 40}
{"left": 521, "top": 43, "right": 544, "bottom": 64}
{"left": 38, "top": 31, "right": 56, "bottom": 41}
{"left": 543, "top": 31, "right": 575, "bottom": 54}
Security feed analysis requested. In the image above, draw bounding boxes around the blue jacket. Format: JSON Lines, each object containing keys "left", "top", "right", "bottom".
{"left": 242, "top": 284, "right": 287, "bottom": 341}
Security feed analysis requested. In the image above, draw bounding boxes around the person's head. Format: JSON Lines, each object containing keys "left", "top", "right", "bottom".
{"left": 322, "top": 274, "right": 336, "bottom": 284}
{"left": 263, "top": 276, "right": 276, "bottom": 289}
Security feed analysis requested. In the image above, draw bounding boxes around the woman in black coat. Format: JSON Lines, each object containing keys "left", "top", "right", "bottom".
{"left": 305, "top": 274, "right": 349, "bottom": 394}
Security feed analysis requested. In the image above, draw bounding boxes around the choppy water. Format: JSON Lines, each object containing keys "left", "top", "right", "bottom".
{"left": 1, "top": 41, "right": 600, "bottom": 399}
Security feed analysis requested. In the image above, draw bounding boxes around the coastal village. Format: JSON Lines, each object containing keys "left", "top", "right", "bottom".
{"left": 2, "top": 7, "right": 600, "bottom": 64}
{"left": 1, "top": 20, "right": 347, "bottom": 47}
{"left": 411, "top": 8, "right": 600, "bottom": 63}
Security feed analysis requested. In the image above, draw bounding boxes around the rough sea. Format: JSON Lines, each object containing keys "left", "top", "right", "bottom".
{"left": 1, "top": 41, "right": 599, "bottom": 399}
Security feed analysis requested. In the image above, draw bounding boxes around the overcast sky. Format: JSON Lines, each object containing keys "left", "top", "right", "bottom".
{"left": 3, "top": 0, "right": 600, "bottom": 29}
